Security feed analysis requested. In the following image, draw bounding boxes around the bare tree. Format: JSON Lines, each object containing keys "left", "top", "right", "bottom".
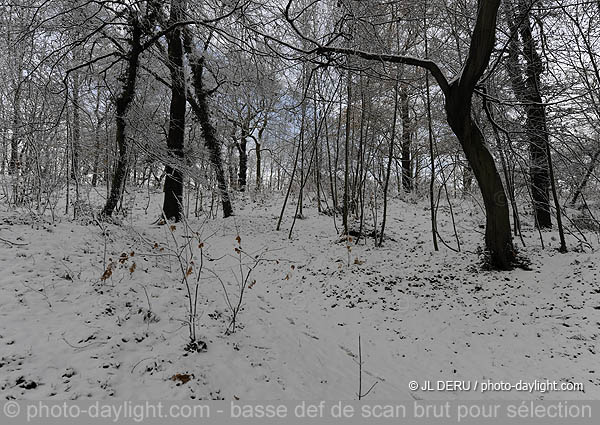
{"left": 161, "top": 0, "right": 187, "bottom": 221}
{"left": 283, "top": 0, "right": 517, "bottom": 268}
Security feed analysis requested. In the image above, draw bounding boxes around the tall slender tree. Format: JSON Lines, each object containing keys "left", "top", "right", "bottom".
{"left": 162, "top": 0, "right": 187, "bottom": 221}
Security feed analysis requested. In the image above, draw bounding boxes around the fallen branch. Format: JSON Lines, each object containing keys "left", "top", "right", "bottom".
{"left": 0, "top": 236, "right": 28, "bottom": 246}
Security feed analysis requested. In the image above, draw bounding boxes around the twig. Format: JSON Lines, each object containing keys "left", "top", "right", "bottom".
{"left": 0, "top": 236, "right": 28, "bottom": 246}
{"left": 131, "top": 357, "right": 156, "bottom": 374}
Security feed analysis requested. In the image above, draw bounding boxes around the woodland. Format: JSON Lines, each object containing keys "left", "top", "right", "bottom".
{"left": 0, "top": 0, "right": 599, "bottom": 401}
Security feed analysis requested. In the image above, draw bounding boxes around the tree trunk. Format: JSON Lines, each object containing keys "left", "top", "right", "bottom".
{"left": 399, "top": 86, "right": 412, "bottom": 192}
{"left": 91, "top": 91, "right": 102, "bottom": 187}
{"left": 227, "top": 142, "right": 237, "bottom": 189}
{"left": 255, "top": 140, "right": 261, "bottom": 190}
{"left": 71, "top": 71, "right": 81, "bottom": 182}
{"left": 256, "top": 118, "right": 267, "bottom": 190}
{"left": 1, "top": 128, "right": 6, "bottom": 174}
{"left": 237, "top": 128, "right": 248, "bottom": 191}
{"left": 101, "top": 15, "right": 143, "bottom": 218}
{"left": 506, "top": 0, "right": 551, "bottom": 228}
{"left": 446, "top": 82, "right": 515, "bottom": 269}
{"left": 162, "top": 0, "right": 186, "bottom": 221}
{"left": 9, "top": 88, "right": 21, "bottom": 175}
{"left": 379, "top": 79, "right": 399, "bottom": 246}
{"left": 448, "top": 0, "right": 515, "bottom": 268}
{"left": 183, "top": 29, "right": 233, "bottom": 217}
{"left": 522, "top": 13, "right": 551, "bottom": 228}
{"left": 426, "top": 67, "right": 439, "bottom": 252}
{"left": 342, "top": 72, "right": 352, "bottom": 235}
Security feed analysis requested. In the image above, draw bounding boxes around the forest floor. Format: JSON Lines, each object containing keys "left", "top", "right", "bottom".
{"left": 1, "top": 188, "right": 599, "bottom": 400}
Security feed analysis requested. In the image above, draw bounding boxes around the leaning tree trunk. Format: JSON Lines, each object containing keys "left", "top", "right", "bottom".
{"left": 449, "top": 0, "right": 516, "bottom": 269}
{"left": 194, "top": 89, "right": 233, "bottom": 217}
{"left": 442, "top": 0, "right": 515, "bottom": 269}
{"left": 183, "top": 30, "right": 233, "bottom": 217}
{"left": 162, "top": 0, "right": 186, "bottom": 221}
{"left": 446, "top": 82, "right": 515, "bottom": 269}
{"left": 101, "top": 16, "right": 142, "bottom": 218}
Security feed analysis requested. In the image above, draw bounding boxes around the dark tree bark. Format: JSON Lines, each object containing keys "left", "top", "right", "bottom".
{"left": 255, "top": 139, "right": 262, "bottom": 190}
{"left": 183, "top": 30, "right": 233, "bottom": 217}
{"left": 237, "top": 126, "right": 248, "bottom": 191}
{"left": 101, "top": 14, "right": 143, "bottom": 218}
{"left": 162, "top": 0, "right": 186, "bottom": 221}
{"left": 444, "top": 0, "right": 515, "bottom": 269}
{"left": 446, "top": 85, "right": 514, "bottom": 268}
{"left": 399, "top": 86, "right": 412, "bottom": 193}
{"left": 506, "top": 0, "right": 551, "bottom": 228}
{"left": 520, "top": 2, "right": 551, "bottom": 229}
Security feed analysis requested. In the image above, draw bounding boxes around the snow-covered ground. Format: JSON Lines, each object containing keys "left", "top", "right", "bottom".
{"left": 1, "top": 189, "right": 599, "bottom": 400}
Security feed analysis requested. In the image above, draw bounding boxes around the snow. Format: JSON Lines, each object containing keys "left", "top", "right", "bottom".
{"left": 1, "top": 189, "right": 599, "bottom": 400}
